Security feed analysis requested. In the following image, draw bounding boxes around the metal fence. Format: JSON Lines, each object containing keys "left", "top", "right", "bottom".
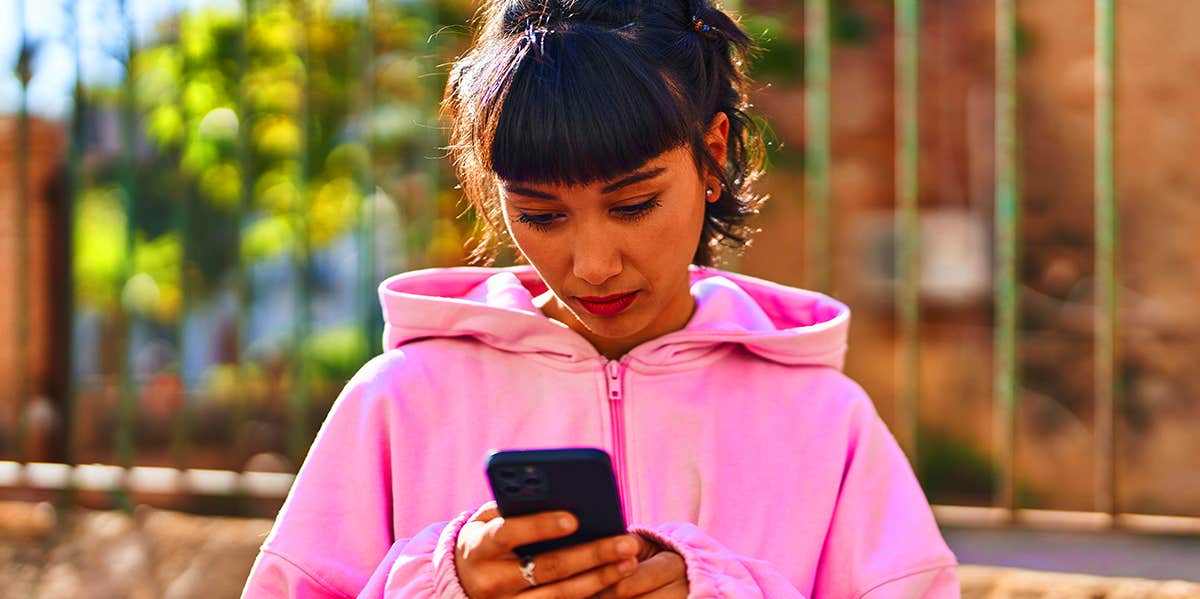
{"left": 806, "top": 0, "right": 1194, "bottom": 535}
{"left": 2, "top": 0, "right": 1198, "bottom": 535}
{"left": 1, "top": 0, "right": 465, "bottom": 511}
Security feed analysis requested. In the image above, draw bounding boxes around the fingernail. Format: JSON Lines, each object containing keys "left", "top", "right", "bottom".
{"left": 559, "top": 515, "right": 575, "bottom": 530}
{"left": 617, "top": 537, "right": 636, "bottom": 555}
{"left": 619, "top": 558, "right": 637, "bottom": 574}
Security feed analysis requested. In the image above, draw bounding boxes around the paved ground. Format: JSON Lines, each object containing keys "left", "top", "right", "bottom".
{"left": 944, "top": 526, "right": 1200, "bottom": 582}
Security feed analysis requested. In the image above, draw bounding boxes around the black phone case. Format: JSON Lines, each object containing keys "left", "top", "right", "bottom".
{"left": 485, "top": 447, "right": 627, "bottom": 557}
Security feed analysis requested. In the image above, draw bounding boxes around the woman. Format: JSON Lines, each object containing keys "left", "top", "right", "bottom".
{"left": 241, "top": 0, "right": 960, "bottom": 597}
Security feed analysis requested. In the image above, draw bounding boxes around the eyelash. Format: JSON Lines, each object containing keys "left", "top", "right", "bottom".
{"left": 516, "top": 196, "right": 662, "bottom": 231}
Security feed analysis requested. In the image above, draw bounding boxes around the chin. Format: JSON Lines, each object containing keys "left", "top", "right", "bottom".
{"left": 574, "top": 309, "right": 651, "bottom": 340}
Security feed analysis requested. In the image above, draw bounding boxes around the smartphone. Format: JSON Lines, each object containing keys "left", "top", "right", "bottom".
{"left": 485, "top": 447, "right": 627, "bottom": 557}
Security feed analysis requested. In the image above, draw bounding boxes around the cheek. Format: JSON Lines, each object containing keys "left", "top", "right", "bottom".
{"left": 630, "top": 201, "right": 705, "bottom": 267}
{"left": 669, "top": 197, "right": 707, "bottom": 247}
{"left": 506, "top": 221, "right": 569, "bottom": 273}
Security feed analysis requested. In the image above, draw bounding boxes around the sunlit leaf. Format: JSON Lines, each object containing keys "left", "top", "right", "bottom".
{"left": 74, "top": 187, "right": 129, "bottom": 309}
{"left": 122, "top": 272, "right": 161, "bottom": 315}
{"left": 148, "top": 105, "right": 186, "bottom": 148}
{"left": 181, "top": 139, "right": 219, "bottom": 176}
{"left": 303, "top": 325, "right": 368, "bottom": 383}
{"left": 255, "top": 169, "right": 301, "bottom": 214}
{"left": 309, "top": 177, "right": 361, "bottom": 246}
{"left": 134, "top": 46, "right": 182, "bottom": 111}
{"left": 183, "top": 79, "right": 220, "bottom": 119}
{"left": 200, "top": 162, "right": 243, "bottom": 210}
{"left": 242, "top": 216, "right": 296, "bottom": 261}
{"left": 253, "top": 114, "right": 302, "bottom": 157}
{"left": 325, "top": 142, "right": 370, "bottom": 177}
{"left": 197, "top": 107, "right": 240, "bottom": 143}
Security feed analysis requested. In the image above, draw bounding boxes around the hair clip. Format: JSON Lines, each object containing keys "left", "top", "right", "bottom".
{"left": 691, "top": 16, "right": 720, "bottom": 40}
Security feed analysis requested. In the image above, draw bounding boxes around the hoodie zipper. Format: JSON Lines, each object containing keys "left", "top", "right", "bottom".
{"left": 604, "top": 359, "right": 631, "bottom": 521}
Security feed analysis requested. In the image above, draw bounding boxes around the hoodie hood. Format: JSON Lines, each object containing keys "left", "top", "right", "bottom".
{"left": 378, "top": 266, "right": 850, "bottom": 369}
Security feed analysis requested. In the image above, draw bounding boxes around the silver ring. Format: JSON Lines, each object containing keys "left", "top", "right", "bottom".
{"left": 519, "top": 554, "right": 538, "bottom": 587}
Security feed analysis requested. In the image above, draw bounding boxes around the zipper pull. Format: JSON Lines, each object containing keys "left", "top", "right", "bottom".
{"left": 606, "top": 360, "right": 622, "bottom": 400}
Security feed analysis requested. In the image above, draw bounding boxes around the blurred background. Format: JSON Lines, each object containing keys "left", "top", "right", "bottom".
{"left": 1, "top": 0, "right": 1199, "bottom": 594}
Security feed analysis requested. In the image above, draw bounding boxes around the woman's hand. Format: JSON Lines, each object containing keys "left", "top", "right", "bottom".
{"left": 591, "top": 533, "right": 689, "bottom": 599}
{"left": 455, "top": 501, "right": 641, "bottom": 598}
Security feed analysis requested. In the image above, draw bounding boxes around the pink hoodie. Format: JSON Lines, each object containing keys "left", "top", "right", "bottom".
{"left": 241, "top": 266, "right": 959, "bottom": 598}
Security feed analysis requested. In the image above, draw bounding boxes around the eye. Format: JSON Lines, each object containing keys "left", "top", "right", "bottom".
{"left": 512, "top": 196, "right": 661, "bottom": 231}
{"left": 611, "top": 196, "right": 662, "bottom": 222}
{"left": 515, "top": 211, "right": 563, "bottom": 231}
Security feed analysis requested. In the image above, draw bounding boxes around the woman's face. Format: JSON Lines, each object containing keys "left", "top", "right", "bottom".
{"left": 498, "top": 114, "right": 729, "bottom": 358}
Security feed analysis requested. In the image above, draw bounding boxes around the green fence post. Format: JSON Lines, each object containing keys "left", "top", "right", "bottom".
{"left": 423, "top": 0, "right": 442, "bottom": 269}
{"left": 229, "top": 0, "right": 255, "bottom": 470}
{"left": 113, "top": 0, "right": 141, "bottom": 512}
{"left": 289, "top": 0, "right": 315, "bottom": 466}
{"left": 170, "top": 4, "right": 193, "bottom": 471}
{"left": 1094, "top": 0, "right": 1118, "bottom": 518}
{"left": 993, "top": 0, "right": 1020, "bottom": 514}
{"left": 13, "top": 0, "right": 31, "bottom": 463}
{"left": 895, "top": 0, "right": 921, "bottom": 465}
{"left": 62, "top": 0, "right": 86, "bottom": 504}
{"left": 804, "top": 0, "right": 832, "bottom": 293}
{"left": 409, "top": 0, "right": 441, "bottom": 269}
{"left": 359, "top": 0, "right": 379, "bottom": 357}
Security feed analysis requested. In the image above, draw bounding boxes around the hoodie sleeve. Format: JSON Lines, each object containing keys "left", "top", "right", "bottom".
{"left": 360, "top": 509, "right": 474, "bottom": 599}
{"left": 628, "top": 522, "right": 808, "bottom": 598}
{"left": 240, "top": 354, "right": 473, "bottom": 599}
{"left": 629, "top": 382, "right": 959, "bottom": 599}
{"left": 811, "top": 382, "right": 959, "bottom": 599}
{"left": 242, "top": 513, "right": 473, "bottom": 599}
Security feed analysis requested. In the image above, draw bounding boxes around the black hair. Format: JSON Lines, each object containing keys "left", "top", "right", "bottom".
{"left": 442, "top": 0, "right": 765, "bottom": 266}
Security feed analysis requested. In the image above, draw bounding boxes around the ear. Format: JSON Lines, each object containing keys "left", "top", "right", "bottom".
{"left": 704, "top": 111, "right": 730, "bottom": 173}
{"left": 703, "top": 112, "right": 730, "bottom": 202}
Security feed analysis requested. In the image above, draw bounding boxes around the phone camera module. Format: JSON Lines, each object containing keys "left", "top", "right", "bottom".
{"left": 493, "top": 464, "right": 550, "bottom": 499}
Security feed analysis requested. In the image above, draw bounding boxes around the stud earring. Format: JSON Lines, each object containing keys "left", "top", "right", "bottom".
{"left": 705, "top": 188, "right": 714, "bottom": 197}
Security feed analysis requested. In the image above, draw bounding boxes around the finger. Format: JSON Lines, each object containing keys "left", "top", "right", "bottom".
{"left": 470, "top": 500, "right": 500, "bottom": 523}
{"left": 632, "top": 533, "right": 663, "bottom": 562}
{"left": 593, "top": 551, "right": 685, "bottom": 599}
{"left": 519, "top": 534, "right": 641, "bottom": 586}
{"left": 519, "top": 557, "right": 638, "bottom": 599}
{"left": 483, "top": 510, "right": 578, "bottom": 556}
{"left": 631, "top": 579, "right": 688, "bottom": 599}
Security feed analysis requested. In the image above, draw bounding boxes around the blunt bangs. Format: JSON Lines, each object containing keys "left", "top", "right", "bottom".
{"left": 480, "top": 26, "right": 693, "bottom": 186}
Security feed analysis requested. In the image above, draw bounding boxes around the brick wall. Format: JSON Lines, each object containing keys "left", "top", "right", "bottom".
{"left": 0, "top": 116, "right": 69, "bottom": 460}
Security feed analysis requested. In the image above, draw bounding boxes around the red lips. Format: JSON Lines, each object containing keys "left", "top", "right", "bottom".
{"left": 576, "top": 291, "right": 639, "bottom": 317}
{"left": 578, "top": 292, "right": 636, "bottom": 303}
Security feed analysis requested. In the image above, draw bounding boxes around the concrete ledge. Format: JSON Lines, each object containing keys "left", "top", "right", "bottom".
{"left": 1, "top": 502, "right": 1198, "bottom": 598}
{"left": 959, "top": 566, "right": 1200, "bottom": 598}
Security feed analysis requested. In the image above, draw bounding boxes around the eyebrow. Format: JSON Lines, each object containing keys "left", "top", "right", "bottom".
{"left": 502, "top": 167, "right": 667, "bottom": 200}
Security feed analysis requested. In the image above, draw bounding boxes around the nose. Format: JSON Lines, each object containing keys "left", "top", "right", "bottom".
{"left": 571, "top": 224, "right": 622, "bottom": 287}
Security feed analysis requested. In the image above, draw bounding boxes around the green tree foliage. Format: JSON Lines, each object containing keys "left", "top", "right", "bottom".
{"left": 54, "top": 2, "right": 456, "bottom": 419}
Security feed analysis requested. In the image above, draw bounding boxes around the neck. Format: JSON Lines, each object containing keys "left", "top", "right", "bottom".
{"left": 536, "top": 284, "right": 696, "bottom": 360}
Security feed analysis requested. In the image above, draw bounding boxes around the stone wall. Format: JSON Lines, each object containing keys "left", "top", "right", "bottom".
{"left": 1, "top": 502, "right": 1198, "bottom": 598}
